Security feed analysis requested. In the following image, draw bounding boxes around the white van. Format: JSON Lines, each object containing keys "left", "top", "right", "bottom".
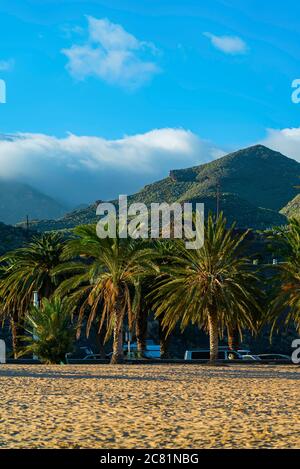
{"left": 184, "top": 348, "right": 241, "bottom": 360}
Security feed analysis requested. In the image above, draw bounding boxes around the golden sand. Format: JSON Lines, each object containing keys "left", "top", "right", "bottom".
{"left": 0, "top": 364, "right": 299, "bottom": 449}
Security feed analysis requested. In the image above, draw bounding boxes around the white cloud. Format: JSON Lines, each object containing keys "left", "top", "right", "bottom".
{"left": 3, "top": 125, "right": 300, "bottom": 209}
{"left": 261, "top": 127, "right": 300, "bottom": 162}
{"left": 204, "top": 32, "right": 248, "bottom": 55}
{"left": 0, "top": 59, "right": 14, "bottom": 71}
{"left": 0, "top": 129, "right": 222, "bottom": 205}
{"left": 62, "top": 16, "right": 160, "bottom": 89}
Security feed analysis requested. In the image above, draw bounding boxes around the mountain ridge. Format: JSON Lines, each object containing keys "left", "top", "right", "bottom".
{"left": 281, "top": 194, "right": 300, "bottom": 219}
{"left": 0, "top": 179, "right": 68, "bottom": 225}
{"left": 21, "top": 144, "right": 298, "bottom": 232}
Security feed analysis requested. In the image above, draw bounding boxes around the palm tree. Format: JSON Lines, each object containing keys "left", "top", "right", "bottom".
{"left": 132, "top": 240, "right": 180, "bottom": 359}
{"left": 55, "top": 225, "right": 157, "bottom": 364}
{"left": 151, "top": 213, "right": 261, "bottom": 361}
{"left": 268, "top": 218, "right": 300, "bottom": 333}
{"left": 19, "top": 297, "right": 75, "bottom": 364}
{"left": 132, "top": 278, "right": 148, "bottom": 357}
{"left": 0, "top": 232, "right": 66, "bottom": 357}
{"left": 133, "top": 278, "right": 172, "bottom": 359}
{"left": 226, "top": 325, "right": 240, "bottom": 351}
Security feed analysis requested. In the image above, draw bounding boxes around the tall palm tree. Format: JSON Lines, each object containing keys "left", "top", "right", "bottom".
{"left": 268, "top": 218, "right": 300, "bottom": 333}
{"left": 0, "top": 232, "right": 66, "bottom": 357}
{"left": 132, "top": 240, "right": 180, "bottom": 359}
{"left": 55, "top": 225, "right": 157, "bottom": 364}
{"left": 133, "top": 277, "right": 172, "bottom": 359}
{"left": 151, "top": 213, "right": 261, "bottom": 361}
{"left": 132, "top": 278, "right": 148, "bottom": 357}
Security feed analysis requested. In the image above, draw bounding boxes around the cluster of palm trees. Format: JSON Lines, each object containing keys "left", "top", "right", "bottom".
{"left": 0, "top": 213, "right": 299, "bottom": 364}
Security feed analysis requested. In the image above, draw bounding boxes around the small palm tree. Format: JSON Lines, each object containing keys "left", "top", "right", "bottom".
{"left": 55, "top": 226, "right": 157, "bottom": 364}
{"left": 0, "top": 232, "right": 66, "bottom": 357}
{"left": 152, "top": 213, "right": 261, "bottom": 361}
{"left": 19, "top": 297, "right": 74, "bottom": 364}
{"left": 269, "top": 218, "right": 300, "bottom": 333}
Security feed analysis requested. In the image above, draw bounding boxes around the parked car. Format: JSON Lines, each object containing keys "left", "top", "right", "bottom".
{"left": 124, "top": 339, "right": 161, "bottom": 359}
{"left": 75, "top": 340, "right": 161, "bottom": 360}
{"left": 184, "top": 347, "right": 241, "bottom": 360}
{"left": 237, "top": 349, "right": 261, "bottom": 361}
{"left": 237, "top": 349, "right": 251, "bottom": 356}
{"left": 241, "top": 354, "right": 262, "bottom": 361}
{"left": 83, "top": 353, "right": 105, "bottom": 360}
{"left": 66, "top": 346, "right": 97, "bottom": 361}
{"left": 257, "top": 354, "right": 291, "bottom": 362}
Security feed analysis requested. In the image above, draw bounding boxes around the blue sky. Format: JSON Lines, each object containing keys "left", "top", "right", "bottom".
{"left": 1, "top": 0, "right": 300, "bottom": 205}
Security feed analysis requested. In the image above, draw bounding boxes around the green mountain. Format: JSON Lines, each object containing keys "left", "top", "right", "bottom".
{"left": 21, "top": 202, "right": 101, "bottom": 232}
{"left": 0, "top": 222, "right": 33, "bottom": 255}
{"left": 130, "top": 144, "right": 300, "bottom": 210}
{"left": 181, "top": 193, "right": 286, "bottom": 229}
{"left": 0, "top": 180, "right": 68, "bottom": 225}
{"left": 25, "top": 144, "right": 299, "bottom": 232}
{"left": 280, "top": 194, "right": 300, "bottom": 219}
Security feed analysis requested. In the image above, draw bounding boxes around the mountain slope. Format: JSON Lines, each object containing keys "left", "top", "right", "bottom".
{"left": 134, "top": 144, "right": 300, "bottom": 211}
{"left": 21, "top": 202, "right": 101, "bottom": 232}
{"left": 280, "top": 194, "right": 300, "bottom": 219}
{"left": 27, "top": 144, "right": 296, "bottom": 231}
{"left": 0, "top": 180, "right": 68, "bottom": 224}
{"left": 0, "top": 222, "right": 33, "bottom": 255}
{"left": 185, "top": 193, "right": 286, "bottom": 229}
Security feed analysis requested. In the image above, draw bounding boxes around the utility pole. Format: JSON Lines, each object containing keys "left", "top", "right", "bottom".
{"left": 26, "top": 215, "right": 30, "bottom": 239}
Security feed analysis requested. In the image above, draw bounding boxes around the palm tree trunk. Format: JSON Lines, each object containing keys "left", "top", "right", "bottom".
{"left": 110, "top": 298, "right": 124, "bottom": 364}
{"left": 40, "top": 278, "right": 54, "bottom": 299}
{"left": 208, "top": 311, "right": 219, "bottom": 362}
{"left": 159, "top": 319, "right": 170, "bottom": 359}
{"left": 10, "top": 315, "right": 22, "bottom": 359}
{"left": 111, "top": 324, "right": 123, "bottom": 364}
{"left": 227, "top": 325, "right": 239, "bottom": 351}
{"left": 95, "top": 328, "right": 106, "bottom": 359}
{"left": 136, "top": 307, "right": 147, "bottom": 358}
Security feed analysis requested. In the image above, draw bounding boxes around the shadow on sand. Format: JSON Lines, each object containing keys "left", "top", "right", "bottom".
{"left": 0, "top": 365, "right": 299, "bottom": 381}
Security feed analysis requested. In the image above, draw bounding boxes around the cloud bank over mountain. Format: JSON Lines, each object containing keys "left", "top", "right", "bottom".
{"left": 1, "top": 126, "right": 299, "bottom": 207}
{"left": 0, "top": 129, "right": 223, "bottom": 205}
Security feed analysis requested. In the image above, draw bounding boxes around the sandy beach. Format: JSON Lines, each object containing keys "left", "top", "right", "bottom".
{"left": 0, "top": 364, "right": 299, "bottom": 449}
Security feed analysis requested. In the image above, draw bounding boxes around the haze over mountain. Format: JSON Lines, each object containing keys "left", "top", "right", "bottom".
{"left": 25, "top": 144, "right": 299, "bottom": 232}
{"left": 0, "top": 129, "right": 220, "bottom": 206}
{"left": 0, "top": 180, "right": 68, "bottom": 225}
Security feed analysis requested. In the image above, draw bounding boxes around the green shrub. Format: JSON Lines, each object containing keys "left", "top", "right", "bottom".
{"left": 19, "top": 297, "right": 74, "bottom": 364}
